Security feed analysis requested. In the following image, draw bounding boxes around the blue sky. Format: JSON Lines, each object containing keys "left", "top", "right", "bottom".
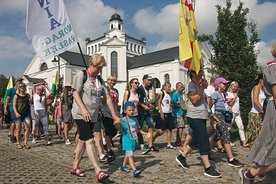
{"left": 0, "top": 0, "right": 275, "bottom": 78}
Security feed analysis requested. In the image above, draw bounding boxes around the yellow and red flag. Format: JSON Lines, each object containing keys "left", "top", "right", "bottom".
{"left": 3, "top": 76, "right": 14, "bottom": 103}
{"left": 179, "top": 0, "right": 201, "bottom": 74}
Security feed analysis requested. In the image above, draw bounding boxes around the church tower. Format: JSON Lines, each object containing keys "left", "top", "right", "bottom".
{"left": 109, "top": 13, "right": 123, "bottom": 31}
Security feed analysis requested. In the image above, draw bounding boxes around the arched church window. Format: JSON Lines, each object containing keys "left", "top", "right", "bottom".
{"left": 111, "top": 51, "right": 118, "bottom": 76}
{"left": 126, "top": 42, "right": 129, "bottom": 51}
{"left": 40, "top": 62, "right": 48, "bottom": 71}
{"left": 164, "top": 73, "right": 170, "bottom": 83}
{"left": 134, "top": 44, "right": 137, "bottom": 53}
{"left": 130, "top": 43, "right": 133, "bottom": 52}
{"left": 137, "top": 45, "right": 140, "bottom": 54}
{"left": 98, "top": 43, "right": 101, "bottom": 51}
{"left": 118, "top": 24, "right": 121, "bottom": 30}
{"left": 91, "top": 46, "right": 94, "bottom": 53}
{"left": 88, "top": 47, "right": 90, "bottom": 54}
{"left": 95, "top": 45, "right": 97, "bottom": 52}
{"left": 111, "top": 24, "right": 113, "bottom": 29}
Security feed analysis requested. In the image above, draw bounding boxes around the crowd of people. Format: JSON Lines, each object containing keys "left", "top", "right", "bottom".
{"left": 1, "top": 42, "right": 276, "bottom": 183}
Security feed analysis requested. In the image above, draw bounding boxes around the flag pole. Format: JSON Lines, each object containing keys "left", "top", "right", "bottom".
{"left": 77, "top": 42, "right": 88, "bottom": 69}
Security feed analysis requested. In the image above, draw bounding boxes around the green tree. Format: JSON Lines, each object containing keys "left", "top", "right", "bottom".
{"left": 0, "top": 74, "right": 8, "bottom": 98}
{"left": 199, "top": 0, "right": 261, "bottom": 126}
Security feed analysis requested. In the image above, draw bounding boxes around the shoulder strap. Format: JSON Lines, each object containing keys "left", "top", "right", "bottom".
{"left": 97, "top": 75, "right": 105, "bottom": 85}
{"left": 82, "top": 69, "right": 87, "bottom": 85}
{"left": 127, "top": 89, "right": 130, "bottom": 100}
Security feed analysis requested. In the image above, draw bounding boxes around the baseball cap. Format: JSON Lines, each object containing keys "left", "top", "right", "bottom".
{"left": 214, "top": 77, "right": 229, "bottom": 85}
{"left": 123, "top": 101, "right": 135, "bottom": 109}
{"left": 142, "top": 74, "right": 152, "bottom": 80}
{"left": 15, "top": 77, "right": 23, "bottom": 82}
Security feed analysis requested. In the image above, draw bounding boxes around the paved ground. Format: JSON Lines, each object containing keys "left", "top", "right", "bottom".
{"left": 0, "top": 124, "right": 275, "bottom": 184}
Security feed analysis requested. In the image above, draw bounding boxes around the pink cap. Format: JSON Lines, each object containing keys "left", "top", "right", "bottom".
{"left": 214, "top": 77, "right": 229, "bottom": 85}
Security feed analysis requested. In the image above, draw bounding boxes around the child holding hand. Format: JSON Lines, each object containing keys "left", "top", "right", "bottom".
{"left": 120, "top": 101, "right": 149, "bottom": 177}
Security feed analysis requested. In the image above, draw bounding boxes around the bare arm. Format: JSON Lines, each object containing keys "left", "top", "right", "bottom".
{"left": 4, "top": 96, "right": 10, "bottom": 115}
{"left": 105, "top": 92, "right": 121, "bottom": 124}
{"left": 13, "top": 94, "right": 20, "bottom": 117}
{"left": 72, "top": 90, "right": 91, "bottom": 122}
{"left": 59, "top": 94, "right": 63, "bottom": 117}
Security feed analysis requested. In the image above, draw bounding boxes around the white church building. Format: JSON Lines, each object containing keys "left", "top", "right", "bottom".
{"left": 23, "top": 13, "right": 212, "bottom": 100}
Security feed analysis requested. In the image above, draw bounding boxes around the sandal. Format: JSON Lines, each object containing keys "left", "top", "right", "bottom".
{"left": 71, "top": 167, "right": 85, "bottom": 177}
{"left": 17, "top": 143, "right": 23, "bottom": 149}
{"left": 218, "top": 147, "right": 226, "bottom": 153}
{"left": 96, "top": 171, "right": 109, "bottom": 182}
{"left": 23, "top": 144, "right": 31, "bottom": 149}
{"left": 242, "top": 144, "right": 250, "bottom": 149}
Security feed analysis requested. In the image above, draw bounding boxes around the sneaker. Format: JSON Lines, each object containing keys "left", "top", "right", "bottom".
{"left": 239, "top": 168, "right": 254, "bottom": 184}
{"left": 230, "top": 142, "right": 236, "bottom": 147}
{"left": 108, "top": 150, "right": 116, "bottom": 158}
{"left": 9, "top": 135, "right": 15, "bottom": 143}
{"left": 65, "top": 139, "right": 72, "bottom": 145}
{"left": 99, "top": 154, "right": 113, "bottom": 164}
{"left": 165, "top": 144, "right": 176, "bottom": 150}
{"left": 228, "top": 158, "right": 244, "bottom": 168}
{"left": 175, "top": 155, "right": 189, "bottom": 169}
{"left": 179, "top": 141, "right": 184, "bottom": 147}
{"left": 7, "top": 133, "right": 11, "bottom": 139}
{"left": 175, "top": 141, "right": 181, "bottom": 146}
{"left": 31, "top": 139, "right": 36, "bottom": 144}
{"left": 46, "top": 141, "right": 51, "bottom": 146}
{"left": 120, "top": 166, "right": 130, "bottom": 173}
{"left": 204, "top": 166, "right": 221, "bottom": 178}
{"left": 133, "top": 169, "right": 141, "bottom": 177}
{"left": 141, "top": 147, "right": 150, "bottom": 155}
{"left": 149, "top": 146, "right": 159, "bottom": 152}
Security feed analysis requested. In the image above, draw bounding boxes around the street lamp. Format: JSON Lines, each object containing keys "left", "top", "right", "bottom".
{"left": 52, "top": 55, "right": 60, "bottom": 78}
{"left": 52, "top": 55, "right": 61, "bottom": 95}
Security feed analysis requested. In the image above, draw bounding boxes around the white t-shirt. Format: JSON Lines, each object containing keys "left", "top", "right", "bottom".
{"left": 204, "top": 85, "right": 215, "bottom": 113}
{"left": 226, "top": 92, "right": 240, "bottom": 114}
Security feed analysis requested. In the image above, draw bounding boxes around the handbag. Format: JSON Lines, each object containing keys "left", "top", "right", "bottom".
{"left": 222, "top": 111, "right": 233, "bottom": 124}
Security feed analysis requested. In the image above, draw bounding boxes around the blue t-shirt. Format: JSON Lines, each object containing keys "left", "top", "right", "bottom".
{"left": 7, "top": 88, "right": 16, "bottom": 112}
{"left": 211, "top": 91, "right": 226, "bottom": 111}
{"left": 171, "top": 91, "right": 184, "bottom": 116}
{"left": 121, "top": 116, "right": 140, "bottom": 151}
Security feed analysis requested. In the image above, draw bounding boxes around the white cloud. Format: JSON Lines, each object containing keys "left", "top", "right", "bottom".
{"left": 65, "top": 0, "right": 121, "bottom": 53}
{"left": 0, "top": 0, "right": 26, "bottom": 15}
{"left": 256, "top": 41, "right": 276, "bottom": 67}
{"left": 133, "top": 0, "right": 276, "bottom": 64}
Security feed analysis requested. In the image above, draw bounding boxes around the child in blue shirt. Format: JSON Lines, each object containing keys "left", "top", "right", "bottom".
{"left": 120, "top": 101, "right": 149, "bottom": 177}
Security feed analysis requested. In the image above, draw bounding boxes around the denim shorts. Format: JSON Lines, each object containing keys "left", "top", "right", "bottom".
{"left": 187, "top": 117, "right": 210, "bottom": 155}
{"left": 12, "top": 112, "right": 31, "bottom": 123}
{"left": 138, "top": 113, "right": 154, "bottom": 129}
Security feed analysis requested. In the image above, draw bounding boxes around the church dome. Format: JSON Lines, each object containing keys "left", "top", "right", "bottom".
{"left": 110, "top": 13, "right": 122, "bottom": 22}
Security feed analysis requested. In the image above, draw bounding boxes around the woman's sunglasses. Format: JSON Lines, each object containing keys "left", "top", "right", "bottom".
{"left": 19, "top": 85, "right": 26, "bottom": 89}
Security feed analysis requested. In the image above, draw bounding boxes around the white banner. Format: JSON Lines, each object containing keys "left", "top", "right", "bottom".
{"left": 26, "top": 0, "right": 77, "bottom": 61}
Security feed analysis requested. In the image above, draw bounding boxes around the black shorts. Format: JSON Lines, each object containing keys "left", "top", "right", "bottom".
{"left": 75, "top": 119, "right": 101, "bottom": 141}
{"left": 156, "top": 113, "right": 175, "bottom": 131}
{"left": 102, "top": 117, "right": 117, "bottom": 137}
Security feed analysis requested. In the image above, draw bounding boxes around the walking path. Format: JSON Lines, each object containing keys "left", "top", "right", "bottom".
{"left": 0, "top": 124, "right": 275, "bottom": 183}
